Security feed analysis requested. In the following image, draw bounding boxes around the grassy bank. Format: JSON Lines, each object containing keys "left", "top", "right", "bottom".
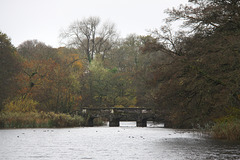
{"left": 211, "top": 117, "right": 240, "bottom": 141}
{"left": 211, "top": 107, "right": 240, "bottom": 141}
{"left": 0, "top": 111, "right": 85, "bottom": 128}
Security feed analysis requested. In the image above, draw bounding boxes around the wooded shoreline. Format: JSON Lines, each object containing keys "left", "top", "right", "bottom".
{"left": 1, "top": 0, "right": 240, "bottom": 141}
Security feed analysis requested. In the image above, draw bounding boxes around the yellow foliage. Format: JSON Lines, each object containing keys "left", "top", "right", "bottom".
{"left": 128, "top": 105, "right": 138, "bottom": 108}
{"left": 114, "top": 105, "right": 125, "bottom": 108}
{"left": 63, "top": 53, "right": 83, "bottom": 70}
{"left": 75, "top": 95, "right": 82, "bottom": 102}
{"left": 4, "top": 97, "right": 38, "bottom": 113}
{"left": 73, "top": 60, "right": 83, "bottom": 69}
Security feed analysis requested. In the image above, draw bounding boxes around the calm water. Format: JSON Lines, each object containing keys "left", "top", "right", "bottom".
{"left": 0, "top": 122, "right": 240, "bottom": 160}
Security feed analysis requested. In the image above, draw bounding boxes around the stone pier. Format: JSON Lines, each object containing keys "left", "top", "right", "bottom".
{"left": 109, "top": 118, "right": 120, "bottom": 127}
{"left": 137, "top": 119, "right": 147, "bottom": 127}
{"left": 86, "top": 117, "right": 94, "bottom": 127}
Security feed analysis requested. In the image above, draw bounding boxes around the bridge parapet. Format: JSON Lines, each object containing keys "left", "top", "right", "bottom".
{"left": 78, "top": 107, "right": 152, "bottom": 114}
{"left": 73, "top": 107, "right": 155, "bottom": 127}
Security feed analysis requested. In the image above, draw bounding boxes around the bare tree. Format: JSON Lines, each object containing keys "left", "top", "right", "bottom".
{"left": 60, "top": 16, "right": 118, "bottom": 63}
{"left": 150, "top": 23, "right": 186, "bottom": 56}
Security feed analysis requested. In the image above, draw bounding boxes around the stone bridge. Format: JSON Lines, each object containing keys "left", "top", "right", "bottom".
{"left": 73, "top": 107, "right": 156, "bottom": 127}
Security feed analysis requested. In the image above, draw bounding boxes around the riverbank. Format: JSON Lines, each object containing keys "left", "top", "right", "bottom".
{"left": 0, "top": 111, "right": 85, "bottom": 128}
{"left": 211, "top": 118, "right": 240, "bottom": 141}
{"left": 1, "top": 111, "right": 239, "bottom": 141}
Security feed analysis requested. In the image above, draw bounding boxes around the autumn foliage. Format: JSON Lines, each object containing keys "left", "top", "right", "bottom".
{"left": 1, "top": 1, "right": 240, "bottom": 138}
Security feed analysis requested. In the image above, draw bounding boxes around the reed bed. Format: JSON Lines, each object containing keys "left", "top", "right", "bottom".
{"left": 0, "top": 111, "right": 85, "bottom": 128}
{"left": 212, "top": 116, "right": 240, "bottom": 141}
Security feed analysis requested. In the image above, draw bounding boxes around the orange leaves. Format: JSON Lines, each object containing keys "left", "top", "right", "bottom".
{"left": 63, "top": 53, "right": 83, "bottom": 71}
{"left": 238, "top": 94, "right": 240, "bottom": 101}
{"left": 16, "top": 58, "right": 59, "bottom": 97}
{"left": 12, "top": 47, "right": 86, "bottom": 113}
{"left": 71, "top": 54, "right": 83, "bottom": 68}
{"left": 74, "top": 95, "right": 82, "bottom": 105}
{"left": 76, "top": 95, "right": 82, "bottom": 101}
{"left": 57, "top": 48, "right": 84, "bottom": 71}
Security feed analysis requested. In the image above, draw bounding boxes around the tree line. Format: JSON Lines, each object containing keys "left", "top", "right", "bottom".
{"left": 1, "top": 0, "right": 240, "bottom": 133}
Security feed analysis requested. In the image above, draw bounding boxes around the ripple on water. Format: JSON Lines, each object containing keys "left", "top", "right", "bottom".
{"left": 0, "top": 125, "right": 240, "bottom": 160}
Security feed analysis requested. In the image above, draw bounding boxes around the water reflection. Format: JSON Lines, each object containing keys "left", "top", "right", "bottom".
{"left": 0, "top": 122, "right": 239, "bottom": 160}
{"left": 156, "top": 138, "right": 240, "bottom": 160}
{"left": 107, "top": 121, "right": 164, "bottom": 127}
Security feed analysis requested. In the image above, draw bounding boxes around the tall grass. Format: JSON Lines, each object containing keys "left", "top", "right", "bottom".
{"left": 0, "top": 111, "right": 85, "bottom": 128}
{"left": 211, "top": 116, "right": 240, "bottom": 141}
{"left": 211, "top": 107, "right": 240, "bottom": 141}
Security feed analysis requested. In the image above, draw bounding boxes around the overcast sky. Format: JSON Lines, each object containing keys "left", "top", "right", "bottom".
{"left": 0, "top": 0, "right": 188, "bottom": 48}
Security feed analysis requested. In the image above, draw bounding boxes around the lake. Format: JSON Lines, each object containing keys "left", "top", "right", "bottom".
{"left": 0, "top": 122, "right": 240, "bottom": 160}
